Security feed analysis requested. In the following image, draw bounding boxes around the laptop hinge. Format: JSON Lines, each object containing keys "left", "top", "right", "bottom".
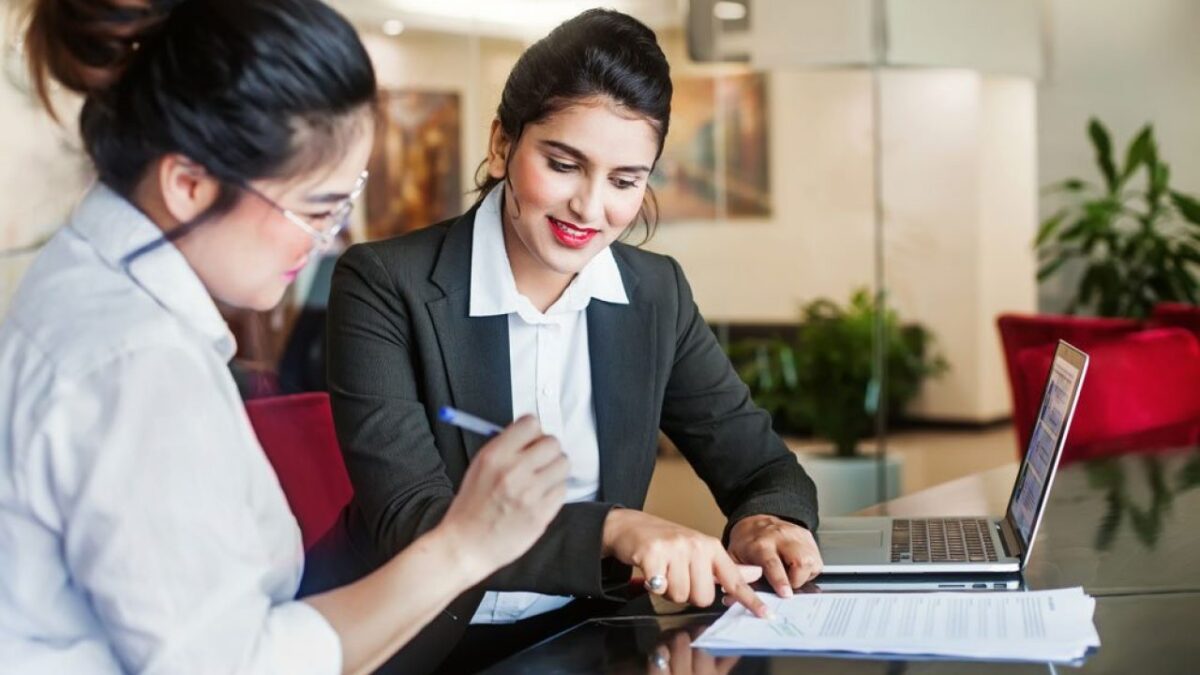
{"left": 998, "top": 518, "right": 1024, "bottom": 559}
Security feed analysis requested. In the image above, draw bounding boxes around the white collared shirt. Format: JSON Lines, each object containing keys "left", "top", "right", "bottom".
{"left": 0, "top": 185, "right": 341, "bottom": 674}
{"left": 467, "top": 186, "right": 628, "bottom": 624}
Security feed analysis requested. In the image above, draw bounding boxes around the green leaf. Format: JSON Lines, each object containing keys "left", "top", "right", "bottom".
{"left": 1078, "top": 266, "right": 1099, "bottom": 306}
{"left": 1085, "top": 198, "right": 1122, "bottom": 222}
{"left": 1038, "top": 257, "right": 1069, "bottom": 281}
{"left": 1096, "top": 263, "right": 1125, "bottom": 316}
{"left": 1057, "top": 217, "right": 1090, "bottom": 243}
{"left": 1171, "top": 191, "right": 1200, "bottom": 225}
{"left": 1041, "top": 178, "right": 1091, "bottom": 195}
{"left": 1121, "top": 125, "right": 1155, "bottom": 184}
{"left": 1179, "top": 244, "right": 1200, "bottom": 266}
{"left": 1035, "top": 210, "right": 1069, "bottom": 247}
{"left": 1089, "top": 118, "right": 1119, "bottom": 193}
{"left": 1150, "top": 162, "right": 1170, "bottom": 205}
{"left": 1169, "top": 265, "right": 1197, "bottom": 304}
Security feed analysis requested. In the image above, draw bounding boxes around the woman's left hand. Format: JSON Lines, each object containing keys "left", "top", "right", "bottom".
{"left": 727, "top": 515, "right": 823, "bottom": 598}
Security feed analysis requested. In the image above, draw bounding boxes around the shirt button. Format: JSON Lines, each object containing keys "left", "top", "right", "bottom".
{"left": 540, "top": 386, "right": 552, "bottom": 397}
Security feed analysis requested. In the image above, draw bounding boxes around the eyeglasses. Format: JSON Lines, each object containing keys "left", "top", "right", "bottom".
{"left": 239, "top": 171, "right": 368, "bottom": 250}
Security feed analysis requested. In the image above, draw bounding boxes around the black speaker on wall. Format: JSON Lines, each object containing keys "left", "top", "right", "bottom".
{"left": 686, "top": 0, "right": 751, "bottom": 62}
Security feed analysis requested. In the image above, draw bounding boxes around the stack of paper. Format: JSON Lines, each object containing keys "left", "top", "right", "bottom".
{"left": 694, "top": 587, "right": 1099, "bottom": 663}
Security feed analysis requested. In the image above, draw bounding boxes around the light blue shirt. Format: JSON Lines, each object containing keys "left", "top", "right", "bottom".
{"left": 0, "top": 185, "right": 341, "bottom": 674}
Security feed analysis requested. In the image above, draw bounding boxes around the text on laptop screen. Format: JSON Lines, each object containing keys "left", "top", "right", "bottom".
{"left": 1008, "top": 353, "right": 1082, "bottom": 544}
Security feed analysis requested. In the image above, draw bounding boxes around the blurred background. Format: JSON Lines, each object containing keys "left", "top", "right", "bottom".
{"left": 4, "top": 0, "right": 1199, "bottom": 533}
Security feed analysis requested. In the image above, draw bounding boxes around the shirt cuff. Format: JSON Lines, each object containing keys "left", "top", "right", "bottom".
{"left": 267, "top": 601, "right": 342, "bottom": 675}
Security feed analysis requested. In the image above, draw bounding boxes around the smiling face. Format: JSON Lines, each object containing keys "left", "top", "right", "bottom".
{"left": 163, "top": 115, "right": 374, "bottom": 311}
{"left": 486, "top": 97, "right": 660, "bottom": 307}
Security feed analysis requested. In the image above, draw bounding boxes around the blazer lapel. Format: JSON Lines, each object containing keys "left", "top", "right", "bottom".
{"left": 588, "top": 252, "right": 656, "bottom": 506}
{"left": 427, "top": 208, "right": 513, "bottom": 460}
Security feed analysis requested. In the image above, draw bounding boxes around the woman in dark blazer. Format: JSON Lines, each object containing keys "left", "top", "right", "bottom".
{"left": 325, "top": 8, "right": 822, "bottom": 672}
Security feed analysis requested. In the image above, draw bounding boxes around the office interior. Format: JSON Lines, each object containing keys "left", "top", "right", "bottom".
{"left": 3, "top": 0, "right": 1199, "bottom": 528}
{"left": 3, "top": 0, "right": 1198, "bottom": 522}
{"left": 1, "top": 1, "right": 1199, "bottom": 668}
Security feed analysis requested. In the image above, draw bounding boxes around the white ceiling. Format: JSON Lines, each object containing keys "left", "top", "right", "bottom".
{"left": 329, "top": 0, "right": 686, "bottom": 40}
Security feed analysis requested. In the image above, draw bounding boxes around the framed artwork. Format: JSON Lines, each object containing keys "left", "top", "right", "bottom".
{"left": 365, "top": 89, "right": 462, "bottom": 240}
{"left": 717, "top": 72, "right": 771, "bottom": 218}
{"left": 651, "top": 72, "right": 770, "bottom": 222}
{"left": 651, "top": 75, "right": 717, "bottom": 221}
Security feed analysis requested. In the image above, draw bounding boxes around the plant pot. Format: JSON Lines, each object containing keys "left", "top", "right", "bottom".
{"left": 786, "top": 439, "right": 904, "bottom": 519}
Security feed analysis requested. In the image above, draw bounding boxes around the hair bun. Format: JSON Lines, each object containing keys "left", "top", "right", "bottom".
{"left": 24, "top": 0, "right": 168, "bottom": 115}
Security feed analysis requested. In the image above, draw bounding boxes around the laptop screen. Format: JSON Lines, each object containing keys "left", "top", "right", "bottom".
{"left": 1005, "top": 341, "right": 1089, "bottom": 549}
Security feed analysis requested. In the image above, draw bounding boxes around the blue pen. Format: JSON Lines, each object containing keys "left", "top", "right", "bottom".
{"left": 438, "top": 406, "right": 504, "bottom": 437}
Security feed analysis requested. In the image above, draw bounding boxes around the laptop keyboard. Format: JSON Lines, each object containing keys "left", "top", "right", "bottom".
{"left": 890, "top": 518, "right": 1000, "bottom": 563}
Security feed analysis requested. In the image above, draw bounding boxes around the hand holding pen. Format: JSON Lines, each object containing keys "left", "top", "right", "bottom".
{"left": 437, "top": 409, "right": 569, "bottom": 578}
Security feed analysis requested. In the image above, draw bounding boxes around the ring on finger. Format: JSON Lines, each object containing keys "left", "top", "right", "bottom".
{"left": 644, "top": 574, "right": 668, "bottom": 593}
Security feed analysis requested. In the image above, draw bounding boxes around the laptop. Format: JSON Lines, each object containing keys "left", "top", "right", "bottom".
{"left": 818, "top": 340, "right": 1089, "bottom": 574}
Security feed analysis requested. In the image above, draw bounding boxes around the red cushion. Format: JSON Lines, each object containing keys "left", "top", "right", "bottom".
{"left": 244, "top": 393, "right": 352, "bottom": 549}
{"left": 997, "top": 313, "right": 1144, "bottom": 454}
{"left": 1014, "top": 328, "right": 1200, "bottom": 463}
{"left": 1150, "top": 302, "right": 1200, "bottom": 338}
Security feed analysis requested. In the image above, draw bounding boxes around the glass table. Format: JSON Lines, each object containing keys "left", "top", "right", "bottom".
{"left": 483, "top": 446, "right": 1200, "bottom": 673}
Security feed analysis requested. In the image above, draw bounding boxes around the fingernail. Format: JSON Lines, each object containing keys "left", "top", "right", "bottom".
{"left": 780, "top": 586, "right": 793, "bottom": 598}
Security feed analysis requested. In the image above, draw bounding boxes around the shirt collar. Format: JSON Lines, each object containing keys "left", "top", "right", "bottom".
{"left": 468, "top": 184, "right": 629, "bottom": 321}
{"left": 68, "top": 183, "right": 237, "bottom": 360}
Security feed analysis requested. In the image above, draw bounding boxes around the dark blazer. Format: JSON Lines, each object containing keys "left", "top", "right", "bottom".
{"left": 325, "top": 206, "right": 818, "bottom": 600}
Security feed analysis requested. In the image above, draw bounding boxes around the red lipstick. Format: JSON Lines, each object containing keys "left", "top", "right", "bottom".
{"left": 548, "top": 216, "right": 598, "bottom": 249}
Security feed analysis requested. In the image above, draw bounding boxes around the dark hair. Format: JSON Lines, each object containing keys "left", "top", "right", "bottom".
{"left": 24, "top": 0, "right": 376, "bottom": 219}
{"left": 476, "top": 8, "right": 672, "bottom": 242}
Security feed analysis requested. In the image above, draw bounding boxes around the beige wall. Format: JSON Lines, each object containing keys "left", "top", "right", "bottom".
{"left": 646, "top": 67, "right": 878, "bottom": 320}
{"left": 645, "top": 34, "right": 1038, "bottom": 420}
{"left": 878, "top": 71, "right": 1038, "bottom": 420}
{"left": 976, "top": 77, "right": 1040, "bottom": 418}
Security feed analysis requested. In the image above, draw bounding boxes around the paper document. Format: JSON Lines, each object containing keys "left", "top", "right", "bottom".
{"left": 694, "top": 587, "right": 1099, "bottom": 662}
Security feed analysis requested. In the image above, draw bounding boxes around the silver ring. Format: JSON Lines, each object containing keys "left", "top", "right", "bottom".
{"left": 649, "top": 652, "right": 669, "bottom": 670}
{"left": 644, "top": 574, "right": 667, "bottom": 593}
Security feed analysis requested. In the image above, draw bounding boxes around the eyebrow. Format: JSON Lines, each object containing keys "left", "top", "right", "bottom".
{"left": 539, "top": 140, "right": 652, "bottom": 174}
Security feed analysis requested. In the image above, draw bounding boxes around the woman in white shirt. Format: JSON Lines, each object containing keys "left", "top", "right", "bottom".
{"left": 0, "top": 1, "right": 567, "bottom": 674}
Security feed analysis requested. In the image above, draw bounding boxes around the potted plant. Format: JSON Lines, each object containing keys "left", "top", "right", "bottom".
{"left": 728, "top": 289, "right": 947, "bottom": 515}
{"left": 1038, "top": 118, "right": 1200, "bottom": 318}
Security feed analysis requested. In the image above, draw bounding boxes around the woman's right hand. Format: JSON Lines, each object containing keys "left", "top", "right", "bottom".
{"left": 439, "top": 415, "right": 569, "bottom": 580}
{"left": 602, "top": 509, "right": 770, "bottom": 618}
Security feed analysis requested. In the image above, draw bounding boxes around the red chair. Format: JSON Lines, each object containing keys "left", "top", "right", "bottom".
{"left": 997, "top": 313, "right": 1144, "bottom": 454}
{"left": 1012, "top": 328, "right": 1200, "bottom": 463}
{"left": 1151, "top": 302, "right": 1200, "bottom": 338}
{"left": 245, "top": 392, "right": 353, "bottom": 549}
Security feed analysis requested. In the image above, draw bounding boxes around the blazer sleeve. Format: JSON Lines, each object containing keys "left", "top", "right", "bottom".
{"left": 325, "top": 245, "right": 620, "bottom": 599}
{"left": 657, "top": 257, "right": 820, "bottom": 541}
{"left": 326, "top": 245, "right": 457, "bottom": 564}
